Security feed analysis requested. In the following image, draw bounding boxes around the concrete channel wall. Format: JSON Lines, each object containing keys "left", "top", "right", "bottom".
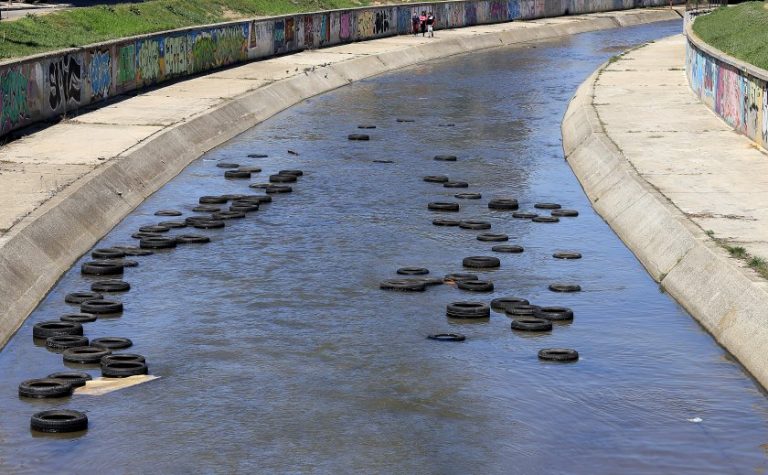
{"left": 685, "top": 20, "right": 768, "bottom": 148}
{"left": 0, "top": 0, "right": 682, "bottom": 139}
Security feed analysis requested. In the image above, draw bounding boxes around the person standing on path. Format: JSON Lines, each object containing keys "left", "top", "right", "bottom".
{"left": 419, "top": 11, "right": 427, "bottom": 37}
{"left": 412, "top": 13, "right": 420, "bottom": 36}
{"left": 427, "top": 12, "right": 435, "bottom": 37}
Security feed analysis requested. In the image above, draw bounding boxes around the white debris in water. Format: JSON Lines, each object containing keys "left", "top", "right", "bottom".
{"left": 687, "top": 417, "right": 703, "bottom": 423}
{"left": 75, "top": 375, "right": 160, "bottom": 396}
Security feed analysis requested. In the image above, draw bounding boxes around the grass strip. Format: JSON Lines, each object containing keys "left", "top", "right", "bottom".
{"left": 692, "top": 2, "right": 768, "bottom": 71}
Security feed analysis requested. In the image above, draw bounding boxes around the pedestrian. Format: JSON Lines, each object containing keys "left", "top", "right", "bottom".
{"left": 427, "top": 12, "right": 435, "bottom": 37}
{"left": 419, "top": 11, "right": 427, "bottom": 37}
{"left": 412, "top": 13, "right": 420, "bottom": 36}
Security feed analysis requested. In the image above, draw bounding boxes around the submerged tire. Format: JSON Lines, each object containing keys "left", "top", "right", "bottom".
{"left": 63, "top": 346, "right": 111, "bottom": 364}
{"left": 348, "top": 134, "right": 370, "bottom": 141}
{"left": 192, "top": 205, "right": 221, "bottom": 213}
{"left": 446, "top": 301, "right": 490, "bottom": 318}
{"left": 358, "top": 124, "right": 376, "bottom": 129}
{"left": 423, "top": 175, "right": 449, "bottom": 183}
{"left": 511, "top": 317, "right": 552, "bottom": 332}
{"left": 553, "top": 251, "right": 581, "bottom": 260}
{"left": 492, "top": 245, "right": 524, "bottom": 253}
{"left": 462, "top": 256, "right": 500, "bottom": 269}
{"left": 112, "top": 246, "right": 153, "bottom": 257}
{"left": 433, "top": 219, "right": 460, "bottom": 226}
{"left": 33, "top": 321, "right": 83, "bottom": 339}
{"left": 81, "top": 261, "right": 123, "bottom": 276}
{"left": 31, "top": 410, "right": 88, "bottom": 433}
{"left": 191, "top": 219, "right": 225, "bottom": 230}
{"left": 225, "top": 170, "right": 251, "bottom": 179}
{"left": 101, "top": 361, "right": 148, "bottom": 378}
{"left": 65, "top": 292, "right": 103, "bottom": 304}
{"left": 60, "top": 313, "right": 97, "bottom": 323}
{"left": 552, "top": 209, "right": 579, "bottom": 217}
{"left": 379, "top": 279, "right": 426, "bottom": 292}
{"left": 132, "top": 232, "right": 163, "bottom": 240}
{"left": 534, "top": 203, "right": 561, "bottom": 210}
{"left": 154, "top": 209, "right": 182, "bottom": 217}
{"left": 269, "top": 174, "right": 297, "bottom": 183}
{"left": 19, "top": 379, "right": 73, "bottom": 399}
{"left": 434, "top": 155, "right": 457, "bottom": 161}
{"left": 548, "top": 283, "right": 582, "bottom": 293}
{"left": 140, "top": 237, "right": 177, "bottom": 249}
{"left": 512, "top": 212, "right": 538, "bottom": 219}
{"left": 455, "top": 192, "right": 481, "bottom": 200}
{"left": 532, "top": 216, "right": 559, "bottom": 223}
{"left": 46, "top": 335, "right": 89, "bottom": 350}
{"left": 138, "top": 225, "right": 170, "bottom": 233}
{"left": 91, "top": 337, "right": 133, "bottom": 350}
{"left": 216, "top": 162, "right": 240, "bottom": 169}
{"left": 459, "top": 220, "right": 491, "bottom": 230}
{"left": 81, "top": 299, "right": 123, "bottom": 314}
{"left": 265, "top": 184, "right": 293, "bottom": 194}
{"left": 199, "top": 195, "right": 228, "bottom": 204}
{"left": 157, "top": 220, "right": 187, "bottom": 229}
{"left": 457, "top": 280, "right": 494, "bottom": 292}
{"left": 491, "top": 297, "right": 530, "bottom": 311}
{"left": 91, "top": 280, "right": 130, "bottom": 293}
{"left": 538, "top": 348, "right": 579, "bottom": 362}
{"left": 488, "top": 198, "right": 519, "bottom": 210}
{"left": 47, "top": 372, "right": 92, "bottom": 388}
{"left": 211, "top": 211, "right": 246, "bottom": 220}
{"left": 397, "top": 267, "right": 429, "bottom": 275}
{"left": 176, "top": 234, "right": 211, "bottom": 244}
{"left": 247, "top": 153, "right": 268, "bottom": 158}
{"left": 443, "top": 273, "right": 478, "bottom": 282}
{"left": 443, "top": 181, "right": 468, "bottom": 188}
{"left": 505, "top": 304, "right": 542, "bottom": 317}
{"left": 535, "top": 306, "right": 574, "bottom": 321}
{"left": 428, "top": 202, "right": 459, "bottom": 212}
{"left": 91, "top": 248, "right": 126, "bottom": 259}
{"left": 278, "top": 169, "right": 303, "bottom": 177}
{"left": 101, "top": 353, "right": 146, "bottom": 365}
{"left": 427, "top": 333, "right": 465, "bottom": 342}
{"left": 477, "top": 233, "right": 508, "bottom": 242}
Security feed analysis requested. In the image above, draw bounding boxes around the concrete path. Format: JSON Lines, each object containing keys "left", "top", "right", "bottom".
{"left": 594, "top": 35, "right": 768, "bottom": 288}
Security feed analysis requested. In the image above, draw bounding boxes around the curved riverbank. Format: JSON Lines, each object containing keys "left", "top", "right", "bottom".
{"left": 562, "top": 34, "right": 768, "bottom": 390}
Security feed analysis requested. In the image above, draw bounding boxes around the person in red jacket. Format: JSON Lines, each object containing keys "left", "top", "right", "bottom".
{"left": 419, "top": 11, "right": 427, "bottom": 37}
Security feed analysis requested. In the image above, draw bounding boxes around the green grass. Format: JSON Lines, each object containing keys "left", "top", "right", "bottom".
{"left": 0, "top": 0, "right": 415, "bottom": 59}
{"left": 692, "top": 2, "right": 768, "bottom": 71}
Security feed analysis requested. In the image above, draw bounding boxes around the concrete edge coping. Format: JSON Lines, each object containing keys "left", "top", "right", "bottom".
{"left": 561, "top": 38, "right": 768, "bottom": 390}
{"left": 685, "top": 20, "right": 768, "bottom": 83}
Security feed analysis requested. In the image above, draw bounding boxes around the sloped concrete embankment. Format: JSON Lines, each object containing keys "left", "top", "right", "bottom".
{"left": 562, "top": 52, "right": 768, "bottom": 390}
{"left": 0, "top": 8, "right": 680, "bottom": 349}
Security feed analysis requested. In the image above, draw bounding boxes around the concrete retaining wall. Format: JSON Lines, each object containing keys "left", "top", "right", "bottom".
{"left": 0, "top": 0, "right": 682, "bottom": 139}
{"left": 563, "top": 56, "right": 768, "bottom": 390}
{"left": 685, "top": 21, "right": 768, "bottom": 148}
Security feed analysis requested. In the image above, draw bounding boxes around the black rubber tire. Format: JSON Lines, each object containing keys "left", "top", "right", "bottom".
{"left": 438, "top": 123, "right": 455, "bottom": 127}
{"left": 211, "top": 211, "right": 246, "bottom": 220}
{"left": 427, "top": 333, "right": 465, "bottom": 342}
{"left": 457, "top": 280, "right": 494, "bottom": 292}
{"left": 278, "top": 169, "right": 303, "bottom": 177}
{"left": 191, "top": 219, "right": 226, "bottom": 229}
{"left": 81, "top": 261, "right": 123, "bottom": 276}
{"left": 230, "top": 202, "right": 260, "bottom": 212}
{"left": 512, "top": 212, "right": 538, "bottom": 219}
{"left": 33, "top": 321, "right": 83, "bottom": 339}
{"left": 269, "top": 174, "right": 297, "bottom": 183}
{"left": 488, "top": 198, "right": 519, "bottom": 210}
{"left": 379, "top": 279, "right": 426, "bottom": 292}
{"left": 505, "top": 304, "right": 542, "bottom": 317}
{"left": 532, "top": 216, "right": 560, "bottom": 223}
{"left": 112, "top": 246, "right": 154, "bottom": 256}
{"left": 490, "top": 297, "right": 530, "bottom": 311}
{"left": 462, "top": 256, "right": 500, "bottom": 269}
{"left": 552, "top": 209, "right": 579, "bottom": 217}
{"left": 477, "top": 233, "right": 508, "bottom": 242}
{"left": 63, "top": 346, "right": 111, "bottom": 364}
{"left": 446, "top": 301, "right": 490, "bottom": 318}
{"left": 65, "top": 292, "right": 103, "bottom": 304}
{"left": 443, "top": 181, "right": 469, "bottom": 188}
{"left": 47, "top": 372, "right": 92, "bottom": 388}
{"left": 101, "top": 353, "right": 146, "bottom": 365}
{"left": 459, "top": 220, "right": 491, "bottom": 230}
{"left": 428, "top": 202, "right": 459, "bottom": 212}
{"left": 238, "top": 166, "right": 262, "bottom": 173}
{"left": 396, "top": 118, "right": 415, "bottom": 123}
{"left": 348, "top": 134, "right": 370, "bottom": 141}
{"left": 455, "top": 192, "right": 482, "bottom": 200}
{"left": 91, "top": 337, "right": 133, "bottom": 350}
{"left": 265, "top": 185, "right": 293, "bottom": 194}
{"left": 140, "top": 237, "right": 177, "bottom": 249}
{"left": 80, "top": 299, "right": 123, "bottom": 314}
{"left": 60, "top": 313, "right": 98, "bottom": 323}
{"left": 492, "top": 245, "right": 524, "bottom": 253}
{"left": 247, "top": 153, "right": 268, "bottom": 158}
{"left": 415, "top": 277, "right": 444, "bottom": 287}
{"left": 91, "top": 248, "right": 126, "bottom": 259}
{"left": 538, "top": 348, "right": 579, "bottom": 362}
{"left": 199, "top": 195, "right": 228, "bottom": 204}
{"left": 31, "top": 410, "right": 88, "bottom": 433}
{"left": 396, "top": 267, "right": 429, "bottom": 275}
{"left": 157, "top": 220, "right": 187, "bottom": 229}
{"left": 511, "top": 317, "right": 552, "bottom": 332}
{"left": 358, "top": 124, "right": 376, "bottom": 129}
{"left": 535, "top": 306, "right": 574, "bottom": 321}
{"left": 132, "top": 232, "right": 163, "bottom": 240}
{"left": 46, "top": 335, "right": 89, "bottom": 350}
{"left": 443, "top": 273, "right": 479, "bottom": 282}
{"left": 534, "top": 203, "right": 562, "bottom": 210}
{"left": 138, "top": 225, "right": 170, "bottom": 233}
{"left": 549, "top": 283, "right": 582, "bottom": 293}
{"left": 423, "top": 175, "right": 449, "bottom": 183}
{"left": 553, "top": 251, "right": 582, "bottom": 260}
{"left": 192, "top": 205, "right": 221, "bottom": 213}
{"left": 434, "top": 155, "right": 457, "bottom": 161}
{"left": 216, "top": 162, "right": 240, "bottom": 169}
{"left": 102, "top": 258, "right": 138, "bottom": 268}
{"left": 154, "top": 210, "right": 182, "bottom": 217}
{"left": 225, "top": 170, "right": 251, "bottom": 179}
{"left": 102, "top": 361, "right": 148, "bottom": 378}
{"left": 19, "top": 379, "right": 73, "bottom": 399}
{"left": 373, "top": 160, "right": 394, "bottom": 164}
{"left": 237, "top": 193, "right": 273, "bottom": 204}
{"left": 175, "top": 234, "right": 211, "bottom": 244}
{"left": 433, "top": 219, "right": 460, "bottom": 226}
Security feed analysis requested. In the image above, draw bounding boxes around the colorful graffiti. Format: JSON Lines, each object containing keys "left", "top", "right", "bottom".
{"left": 339, "top": 12, "right": 352, "bottom": 41}
{"left": 137, "top": 40, "right": 160, "bottom": 83}
{"left": 1, "top": 68, "right": 29, "bottom": 128}
{"left": 48, "top": 54, "right": 82, "bottom": 111}
{"left": 164, "top": 36, "right": 189, "bottom": 77}
{"left": 117, "top": 45, "right": 136, "bottom": 86}
{"left": 89, "top": 50, "right": 111, "bottom": 99}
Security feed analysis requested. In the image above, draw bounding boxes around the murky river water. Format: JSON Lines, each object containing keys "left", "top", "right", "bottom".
{"left": 1, "top": 19, "right": 766, "bottom": 474}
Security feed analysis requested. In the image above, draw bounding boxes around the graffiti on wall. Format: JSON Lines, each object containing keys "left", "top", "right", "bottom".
{"left": 164, "top": 36, "right": 189, "bottom": 77}
{"left": 339, "top": 12, "right": 352, "bottom": 41}
{"left": 137, "top": 40, "right": 160, "bottom": 83}
{"left": 274, "top": 20, "right": 285, "bottom": 51}
{"left": 248, "top": 21, "right": 273, "bottom": 58}
{"left": 716, "top": 64, "right": 743, "bottom": 129}
{"left": 744, "top": 78, "right": 762, "bottom": 139}
{"left": 88, "top": 50, "right": 111, "bottom": 100}
{"left": 117, "top": 44, "right": 136, "bottom": 86}
{"left": 48, "top": 54, "right": 82, "bottom": 111}
{"left": 1, "top": 68, "right": 29, "bottom": 128}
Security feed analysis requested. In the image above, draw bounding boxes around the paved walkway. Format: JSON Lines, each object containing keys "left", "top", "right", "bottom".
{"left": 594, "top": 34, "right": 768, "bottom": 284}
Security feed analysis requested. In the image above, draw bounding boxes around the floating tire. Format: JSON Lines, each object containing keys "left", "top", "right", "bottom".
{"left": 492, "top": 245, "right": 524, "bottom": 253}
{"left": 269, "top": 174, "right": 297, "bottom": 183}
{"left": 140, "top": 237, "right": 177, "bottom": 249}
{"left": 91, "top": 248, "right": 126, "bottom": 259}
{"left": 65, "top": 292, "right": 103, "bottom": 304}
{"left": 157, "top": 220, "right": 187, "bottom": 229}
{"left": 239, "top": 166, "right": 262, "bottom": 173}
{"left": 423, "top": 175, "right": 449, "bottom": 183}
{"left": 132, "top": 232, "right": 163, "bottom": 240}
{"left": 225, "top": 170, "right": 251, "bottom": 179}
{"left": 358, "top": 124, "right": 376, "bottom": 129}
{"left": 199, "top": 195, "right": 228, "bottom": 204}
{"left": 446, "top": 301, "right": 490, "bottom": 318}
{"left": 264, "top": 184, "right": 293, "bottom": 194}
{"left": 278, "top": 169, "right": 303, "bottom": 177}
{"left": 47, "top": 372, "right": 92, "bottom": 388}
{"left": 211, "top": 211, "right": 246, "bottom": 220}
{"left": 459, "top": 220, "right": 491, "bottom": 230}
{"left": 457, "top": 280, "right": 494, "bottom": 292}
{"left": 138, "top": 225, "right": 170, "bottom": 233}
{"left": 548, "top": 283, "right": 582, "bottom": 293}
{"left": 511, "top": 317, "right": 552, "bottom": 332}
{"left": 31, "top": 410, "right": 88, "bottom": 433}
{"left": 490, "top": 297, "right": 530, "bottom": 311}
{"left": 176, "top": 234, "right": 211, "bottom": 244}
{"left": 428, "top": 202, "right": 459, "bottom": 212}
{"left": 427, "top": 333, "right": 465, "bottom": 342}
{"left": 230, "top": 202, "right": 260, "bottom": 212}
{"left": 348, "top": 134, "right": 370, "bottom": 141}
{"left": 191, "top": 219, "right": 225, "bottom": 230}
{"left": 455, "top": 192, "right": 481, "bottom": 200}
{"left": 379, "top": 279, "right": 426, "bottom": 292}
{"left": 238, "top": 194, "right": 272, "bottom": 204}
{"left": 112, "top": 246, "right": 153, "bottom": 257}
{"left": 505, "top": 304, "right": 542, "bottom": 317}
{"left": 443, "top": 181, "right": 469, "bottom": 188}
{"left": 81, "top": 299, "right": 123, "bottom": 314}
{"left": 462, "top": 256, "right": 500, "bottom": 269}
{"left": 60, "top": 313, "right": 97, "bottom": 323}
{"left": 433, "top": 219, "right": 460, "bottom": 226}
{"left": 553, "top": 251, "right": 581, "bottom": 260}
{"left": 91, "top": 337, "right": 133, "bottom": 350}
{"left": 101, "top": 361, "right": 148, "bottom": 378}
{"left": 19, "top": 379, "right": 73, "bottom": 399}
{"left": 415, "top": 277, "right": 444, "bottom": 287}
{"left": 81, "top": 261, "right": 123, "bottom": 276}
{"left": 101, "top": 353, "right": 146, "bottom": 365}
{"left": 104, "top": 259, "right": 138, "bottom": 268}
{"left": 534, "top": 203, "right": 562, "bottom": 210}
{"left": 216, "top": 162, "right": 240, "bottom": 169}
{"left": 396, "top": 118, "right": 414, "bottom": 123}
{"left": 538, "top": 348, "right": 579, "bottom": 362}
{"left": 397, "top": 267, "right": 429, "bottom": 275}
{"left": 192, "top": 205, "right": 221, "bottom": 213}
{"left": 477, "top": 233, "right": 508, "bottom": 242}
{"left": 90, "top": 280, "right": 130, "bottom": 293}
{"left": 512, "top": 212, "right": 538, "bottom": 219}
{"left": 63, "top": 346, "right": 111, "bottom": 364}
{"left": 33, "top": 321, "right": 83, "bottom": 339}
{"left": 434, "top": 155, "right": 457, "bottom": 162}
{"left": 443, "top": 273, "right": 478, "bottom": 282}
{"left": 373, "top": 159, "right": 394, "bottom": 164}
{"left": 488, "top": 198, "right": 519, "bottom": 210}
{"left": 46, "top": 335, "right": 89, "bottom": 350}
{"left": 247, "top": 153, "right": 268, "bottom": 158}
{"left": 532, "top": 216, "right": 559, "bottom": 223}
{"left": 552, "top": 209, "right": 579, "bottom": 217}
{"left": 535, "top": 306, "right": 574, "bottom": 321}
{"left": 154, "top": 210, "right": 182, "bottom": 217}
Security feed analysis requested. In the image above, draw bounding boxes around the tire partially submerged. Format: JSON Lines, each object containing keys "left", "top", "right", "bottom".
{"left": 427, "top": 333, "right": 465, "bottom": 342}
{"left": 31, "top": 410, "right": 88, "bottom": 433}
{"left": 446, "top": 301, "right": 490, "bottom": 319}
{"left": 538, "top": 348, "right": 579, "bottom": 362}
{"left": 379, "top": 279, "right": 426, "bottom": 292}
{"left": 462, "top": 256, "right": 500, "bottom": 269}
{"left": 19, "top": 379, "right": 73, "bottom": 398}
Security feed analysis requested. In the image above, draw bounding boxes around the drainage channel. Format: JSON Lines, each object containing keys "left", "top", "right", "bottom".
{"left": 1, "top": 19, "right": 767, "bottom": 474}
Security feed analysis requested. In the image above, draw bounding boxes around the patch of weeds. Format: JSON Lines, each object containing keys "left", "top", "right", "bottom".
{"left": 705, "top": 229, "right": 715, "bottom": 237}
{"left": 726, "top": 245, "right": 747, "bottom": 258}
